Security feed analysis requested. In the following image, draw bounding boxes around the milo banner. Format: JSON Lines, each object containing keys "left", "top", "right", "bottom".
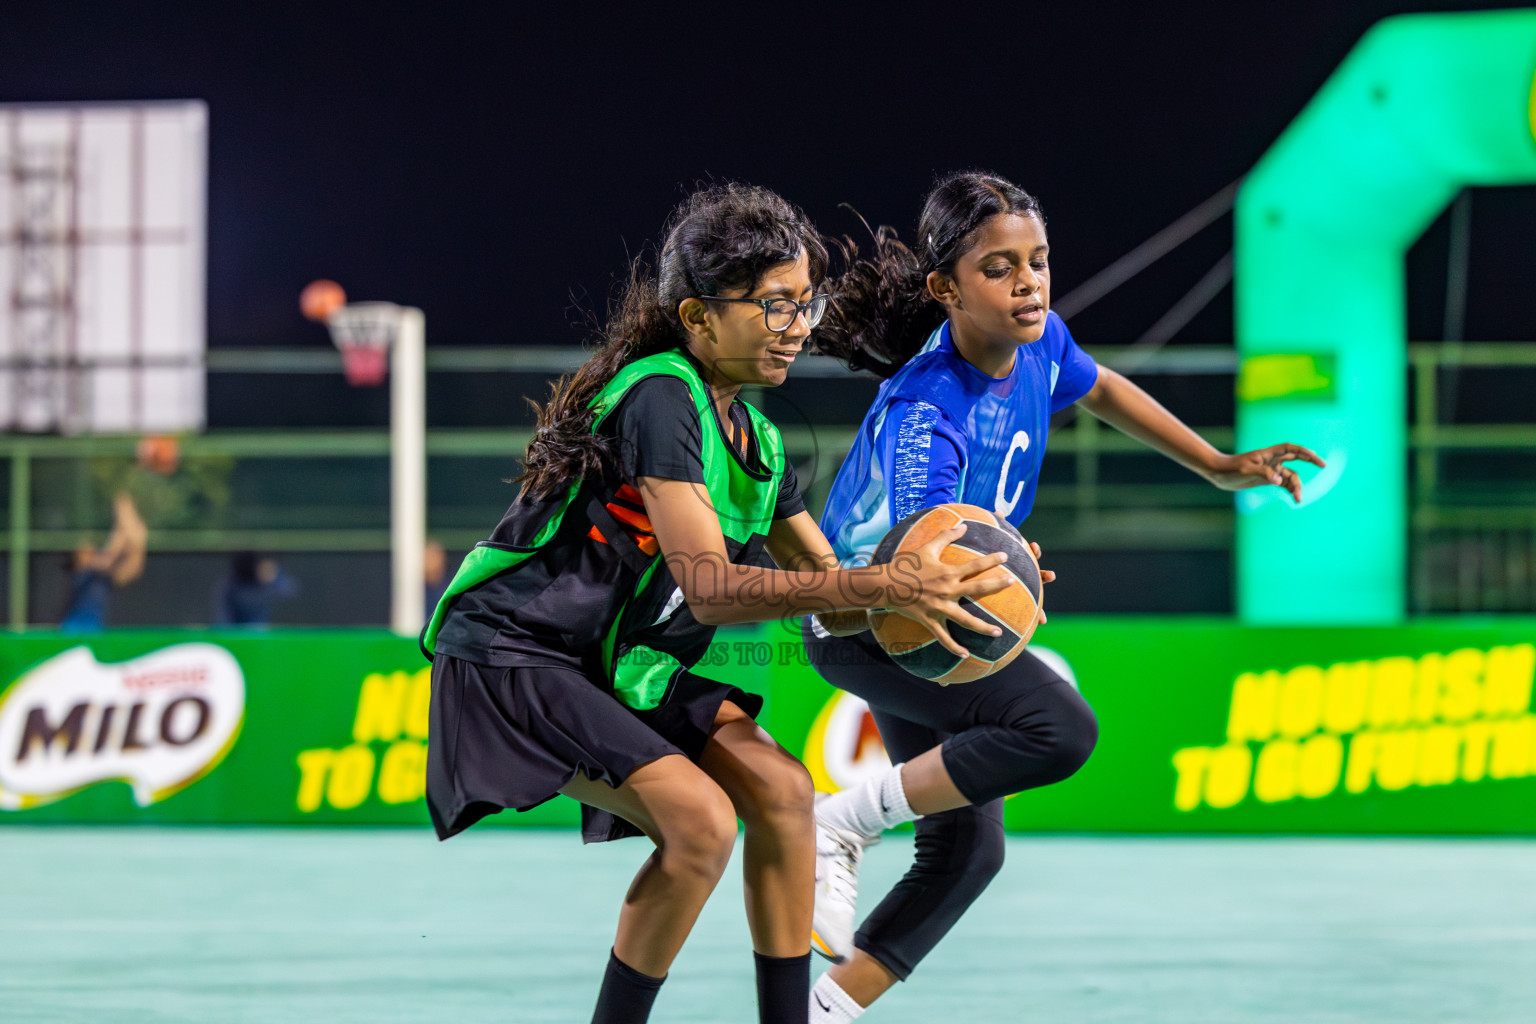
{"left": 2, "top": 619, "right": 1535, "bottom": 833}
{"left": 0, "top": 633, "right": 440, "bottom": 826}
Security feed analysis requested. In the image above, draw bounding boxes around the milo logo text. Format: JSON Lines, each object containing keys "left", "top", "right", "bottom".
{"left": 0, "top": 644, "right": 245, "bottom": 809}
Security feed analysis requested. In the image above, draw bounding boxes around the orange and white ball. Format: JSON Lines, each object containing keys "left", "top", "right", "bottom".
{"left": 300, "top": 279, "right": 346, "bottom": 321}
{"left": 869, "top": 503, "right": 1042, "bottom": 684}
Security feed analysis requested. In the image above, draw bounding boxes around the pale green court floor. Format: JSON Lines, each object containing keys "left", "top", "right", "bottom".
{"left": 2, "top": 828, "right": 1534, "bottom": 1023}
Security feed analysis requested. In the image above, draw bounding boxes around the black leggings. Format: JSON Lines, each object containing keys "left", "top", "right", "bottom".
{"left": 801, "top": 621, "right": 1098, "bottom": 979}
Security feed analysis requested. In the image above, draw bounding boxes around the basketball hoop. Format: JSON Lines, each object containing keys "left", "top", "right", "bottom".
{"left": 298, "top": 280, "right": 428, "bottom": 634}
{"left": 326, "top": 302, "right": 402, "bottom": 387}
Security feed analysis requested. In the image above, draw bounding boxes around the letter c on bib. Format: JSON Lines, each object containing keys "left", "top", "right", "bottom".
{"left": 995, "top": 431, "right": 1031, "bottom": 517}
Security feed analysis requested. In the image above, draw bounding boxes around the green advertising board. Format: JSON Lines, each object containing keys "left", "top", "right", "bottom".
{"left": 3, "top": 619, "right": 1535, "bottom": 834}
{"left": 0, "top": 632, "right": 449, "bottom": 827}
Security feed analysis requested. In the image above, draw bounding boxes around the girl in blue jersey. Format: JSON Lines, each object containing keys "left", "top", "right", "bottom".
{"left": 423, "top": 184, "right": 1010, "bottom": 1024}
{"left": 800, "top": 171, "right": 1324, "bottom": 1021}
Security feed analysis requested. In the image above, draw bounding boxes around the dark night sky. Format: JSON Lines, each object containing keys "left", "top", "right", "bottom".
{"left": 5, "top": 0, "right": 1535, "bottom": 354}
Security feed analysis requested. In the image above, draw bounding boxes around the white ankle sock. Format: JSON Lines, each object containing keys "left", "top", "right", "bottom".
{"left": 817, "top": 763, "right": 916, "bottom": 839}
{"left": 810, "top": 972, "right": 865, "bottom": 1023}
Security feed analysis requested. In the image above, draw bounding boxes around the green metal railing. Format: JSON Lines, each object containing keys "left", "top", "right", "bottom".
{"left": 3, "top": 342, "right": 1533, "bottom": 626}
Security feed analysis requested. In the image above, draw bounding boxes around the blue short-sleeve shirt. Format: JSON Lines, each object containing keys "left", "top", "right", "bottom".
{"left": 820, "top": 311, "right": 1098, "bottom": 565}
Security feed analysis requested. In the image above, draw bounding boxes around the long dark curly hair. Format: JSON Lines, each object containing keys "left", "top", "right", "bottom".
{"left": 515, "top": 183, "right": 827, "bottom": 500}
{"left": 815, "top": 170, "right": 1043, "bottom": 378}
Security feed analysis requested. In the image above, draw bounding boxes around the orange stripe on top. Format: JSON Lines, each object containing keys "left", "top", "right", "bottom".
{"left": 589, "top": 516, "right": 659, "bottom": 557}
{"left": 606, "top": 482, "right": 659, "bottom": 554}
{"left": 607, "top": 503, "right": 654, "bottom": 533}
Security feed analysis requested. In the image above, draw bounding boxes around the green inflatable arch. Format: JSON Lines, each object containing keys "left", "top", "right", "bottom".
{"left": 1236, "top": 9, "right": 1536, "bottom": 624}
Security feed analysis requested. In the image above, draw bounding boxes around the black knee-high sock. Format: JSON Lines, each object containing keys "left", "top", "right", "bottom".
{"left": 754, "top": 950, "right": 811, "bottom": 1024}
{"left": 591, "top": 949, "right": 664, "bottom": 1024}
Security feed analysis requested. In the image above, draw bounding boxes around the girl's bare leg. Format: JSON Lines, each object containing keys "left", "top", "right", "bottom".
{"left": 896, "top": 745, "right": 970, "bottom": 815}
{"left": 827, "top": 950, "right": 899, "bottom": 1007}
{"left": 698, "top": 701, "right": 816, "bottom": 956}
{"left": 560, "top": 753, "right": 739, "bottom": 977}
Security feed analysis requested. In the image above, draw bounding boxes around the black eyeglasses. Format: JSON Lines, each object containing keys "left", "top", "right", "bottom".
{"left": 697, "top": 294, "right": 829, "bottom": 333}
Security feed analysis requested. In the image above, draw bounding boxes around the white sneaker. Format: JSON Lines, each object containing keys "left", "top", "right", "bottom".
{"left": 812, "top": 810, "right": 876, "bottom": 963}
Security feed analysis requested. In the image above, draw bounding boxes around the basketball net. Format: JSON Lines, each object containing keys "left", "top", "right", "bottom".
{"left": 326, "top": 302, "right": 402, "bottom": 387}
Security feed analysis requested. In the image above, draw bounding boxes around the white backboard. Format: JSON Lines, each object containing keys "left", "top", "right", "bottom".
{"left": 0, "top": 101, "right": 207, "bottom": 434}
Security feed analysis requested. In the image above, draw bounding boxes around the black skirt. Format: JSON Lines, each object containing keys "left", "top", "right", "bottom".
{"left": 426, "top": 655, "right": 763, "bottom": 843}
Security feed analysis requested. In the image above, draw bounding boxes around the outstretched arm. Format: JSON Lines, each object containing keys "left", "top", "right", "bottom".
{"left": 765, "top": 512, "right": 870, "bottom": 636}
{"left": 641, "top": 479, "right": 1009, "bottom": 658}
{"left": 103, "top": 493, "right": 148, "bottom": 587}
{"left": 767, "top": 512, "right": 1057, "bottom": 634}
{"left": 1076, "top": 365, "right": 1325, "bottom": 502}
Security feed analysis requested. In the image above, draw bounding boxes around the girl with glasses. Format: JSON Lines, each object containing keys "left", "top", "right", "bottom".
{"left": 802, "top": 170, "right": 1324, "bottom": 1021}
{"left": 421, "top": 183, "right": 1010, "bottom": 1024}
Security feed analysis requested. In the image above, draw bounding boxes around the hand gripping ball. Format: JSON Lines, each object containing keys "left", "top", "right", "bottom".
{"left": 869, "top": 503, "right": 1042, "bottom": 684}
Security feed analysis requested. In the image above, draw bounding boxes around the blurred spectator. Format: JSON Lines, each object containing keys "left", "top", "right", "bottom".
{"left": 214, "top": 552, "right": 298, "bottom": 626}
{"left": 61, "top": 493, "right": 148, "bottom": 632}
{"left": 423, "top": 537, "right": 448, "bottom": 621}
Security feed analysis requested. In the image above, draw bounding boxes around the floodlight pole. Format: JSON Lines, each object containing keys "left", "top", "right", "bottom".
{"left": 391, "top": 307, "right": 426, "bottom": 637}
